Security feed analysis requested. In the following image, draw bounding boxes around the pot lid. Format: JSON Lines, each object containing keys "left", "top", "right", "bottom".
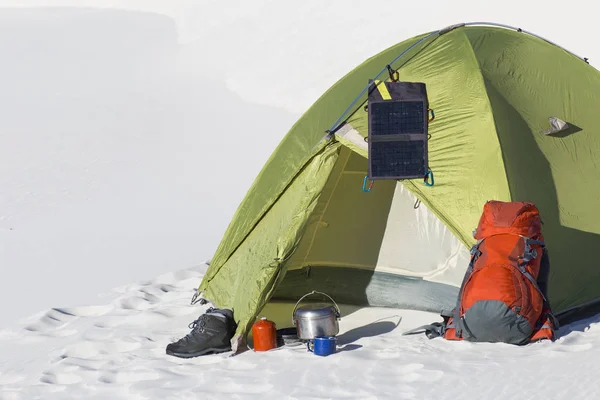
{"left": 294, "top": 305, "right": 336, "bottom": 319}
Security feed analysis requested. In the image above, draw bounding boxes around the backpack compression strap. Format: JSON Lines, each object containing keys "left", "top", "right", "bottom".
{"left": 517, "top": 237, "right": 548, "bottom": 302}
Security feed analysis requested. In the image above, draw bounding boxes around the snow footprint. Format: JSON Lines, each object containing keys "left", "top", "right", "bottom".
{"left": 40, "top": 370, "right": 82, "bottom": 385}
{"left": 119, "top": 296, "right": 154, "bottom": 311}
{"left": 40, "top": 359, "right": 104, "bottom": 386}
{"left": 62, "top": 341, "right": 102, "bottom": 359}
{"left": 141, "top": 284, "right": 178, "bottom": 297}
{"left": 25, "top": 306, "right": 113, "bottom": 333}
{"left": 94, "top": 318, "right": 124, "bottom": 329}
{"left": 24, "top": 308, "right": 77, "bottom": 333}
{"left": 60, "top": 357, "right": 105, "bottom": 372}
{"left": 55, "top": 306, "right": 113, "bottom": 317}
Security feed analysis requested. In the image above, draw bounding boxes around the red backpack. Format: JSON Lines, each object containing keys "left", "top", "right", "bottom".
{"left": 406, "top": 201, "right": 558, "bottom": 344}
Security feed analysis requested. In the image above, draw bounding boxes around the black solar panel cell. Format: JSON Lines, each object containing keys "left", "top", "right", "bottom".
{"left": 370, "top": 101, "right": 425, "bottom": 135}
{"left": 370, "top": 140, "right": 426, "bottom": 178}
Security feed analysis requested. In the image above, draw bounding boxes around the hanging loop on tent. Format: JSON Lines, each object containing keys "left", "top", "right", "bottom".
{"left": 362, "top": 175, "right": 375, "bottom": 192}
{"left": 190, "top": 290, "right": 208, "bottom": 306}
{"left": 386, "top": 65, "right": 400, "bottom": 82}
{"left": 428, "top": 108, "right": 435, "bottom": 122}
{"left": 414, "top": 198, "right": 421, "bottom": 209}
{"left": 190, "top": 291, "right": 199, "bottom": 305}
{"left": 424, "top": 169, "right": 435, "bottom": 187}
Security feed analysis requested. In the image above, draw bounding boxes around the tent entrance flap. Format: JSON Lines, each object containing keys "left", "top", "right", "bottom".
{"left": 198, "top": 141, "right": 341, "bottom": 341}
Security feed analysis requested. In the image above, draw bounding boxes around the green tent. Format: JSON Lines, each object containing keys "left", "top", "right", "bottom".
{"left": 195, "top": 23, "right": 600, "bottom": 349}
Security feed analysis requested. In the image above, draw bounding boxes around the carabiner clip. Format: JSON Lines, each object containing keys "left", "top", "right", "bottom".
{"left": 362, "top": 175, "right": 375, "bottom": 192}
{"left": 428, "top": 108, "right": 435, "bottom": 123}
{"left": 424, "top": 170, "right": 435, "bottom": 187}
{"left": 386, "top": 65, "right": 399, "bottom": 82}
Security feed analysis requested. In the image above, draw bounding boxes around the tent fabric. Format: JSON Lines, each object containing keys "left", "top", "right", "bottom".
{"left": 375, "top": 184, "right": 470, "bottom": 286}
{"left": 197, "top": 24, "right": 600, "bottom": 342}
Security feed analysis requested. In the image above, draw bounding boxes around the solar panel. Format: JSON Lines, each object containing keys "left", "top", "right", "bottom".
{"left": 367, "top": 81, "right": 429, "bottom": 180}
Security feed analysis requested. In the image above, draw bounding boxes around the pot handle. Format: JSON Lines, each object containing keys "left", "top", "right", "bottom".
{"left": 292, "top": 290, "right": 342, "bottom": 324}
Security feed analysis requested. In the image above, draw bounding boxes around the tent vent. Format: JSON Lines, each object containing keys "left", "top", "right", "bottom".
{"left": 541, "top": 117, "right": 569, "bottom": 135}
{"left": 367, "top": 80, "right": 430, "bottom": 180}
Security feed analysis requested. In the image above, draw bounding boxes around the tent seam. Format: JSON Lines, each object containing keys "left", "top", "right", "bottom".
{"left": 300, "top": 147, "right": 352, "bottom": 267}
{"left": 405, "top": 28, "right": 505, "bottom": 249}
{"left": 460, "top": 29, "right": 514, "bottom": 204}
{"left": 199, "top": 139, "right": 339, "bottom": 290}
{"left": 401, "top": 29, "right": 494, "bottom": 247}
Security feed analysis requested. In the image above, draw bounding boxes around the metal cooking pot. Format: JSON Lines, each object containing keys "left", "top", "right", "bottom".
{"left": 292, "top": 290, "right": 341, "bottom": 340}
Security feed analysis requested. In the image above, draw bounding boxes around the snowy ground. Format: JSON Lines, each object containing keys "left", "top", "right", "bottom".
{"left": 1, "top": 264, "right": 599, "bottom": 400}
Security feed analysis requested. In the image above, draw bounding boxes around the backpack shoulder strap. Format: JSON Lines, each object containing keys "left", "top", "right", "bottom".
{"left": 452, "top": 241, "right": 483, "bottom": 338}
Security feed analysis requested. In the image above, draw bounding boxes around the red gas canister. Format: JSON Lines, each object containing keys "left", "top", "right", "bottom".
{"left": 252, "top": 317, "right": 277, "bottom": 351}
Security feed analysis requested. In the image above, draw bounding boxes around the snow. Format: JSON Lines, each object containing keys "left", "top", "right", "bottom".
{"left": 1, "top": 1, "right": 599, "bottom": 398}
{"left": 1, "top": 263, "right": 599, "bottom": 399}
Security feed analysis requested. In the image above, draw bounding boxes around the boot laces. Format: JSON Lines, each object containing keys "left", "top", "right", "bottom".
{"left": 182, "top": 307, "right": 217, "bottom": 341}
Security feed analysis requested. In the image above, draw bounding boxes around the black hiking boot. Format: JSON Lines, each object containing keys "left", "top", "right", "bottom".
{"left": 166, "top": 307, "right": 237, "bottom": 358}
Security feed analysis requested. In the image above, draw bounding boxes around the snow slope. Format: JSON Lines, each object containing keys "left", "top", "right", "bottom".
{"left": 1, "top": 264, "right": 599, "bottom": 400}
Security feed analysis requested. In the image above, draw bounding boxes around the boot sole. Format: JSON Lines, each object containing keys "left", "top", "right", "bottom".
{"left": 166, "top": 346, "right": 231, "bottom": 358}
